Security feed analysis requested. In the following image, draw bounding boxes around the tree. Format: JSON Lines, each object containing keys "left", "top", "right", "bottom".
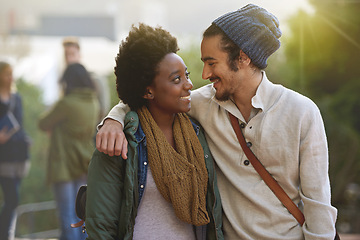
{"left": 282, "top": 0, "right": 360, "bottom": 232}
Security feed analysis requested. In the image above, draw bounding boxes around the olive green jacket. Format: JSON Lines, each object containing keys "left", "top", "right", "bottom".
{"left": 86, "top": 111, "right": 223, "bottom": 240}
{"left": 38, "top": 88, "right": 99, "bottom": 184}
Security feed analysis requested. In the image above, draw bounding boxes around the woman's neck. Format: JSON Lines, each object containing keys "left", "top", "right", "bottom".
{"left": 147, "top": 106, "right": 176, "bottom": 148}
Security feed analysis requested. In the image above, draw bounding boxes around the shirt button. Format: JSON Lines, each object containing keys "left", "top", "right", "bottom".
{"left": 140, "top": 185, "right": 144, "bottom": 188}
{"left": 240, "top": 123, "right": 246, "bottom": 128}
{"left": 144, "top": 162, "right": 147, "bottom": 165}
{"left": 205, "top": 154, "right": 208, "bottom": 158}
{"left": 244, "top": 160, "right": 250, "bottom": 166}
{"left": 246, "top": 142, "right": 252, "bottom": 147}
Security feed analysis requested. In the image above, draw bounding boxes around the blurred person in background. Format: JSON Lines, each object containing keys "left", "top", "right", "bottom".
{"left": 62, "top": 37, "right": 82, "bottom": 66}
{"left": 0, "top": 61, "right": 30, "bottom": 240}
{"left": 62, "top": 37, "right": 110, "bottom": 123}
{"left": 38, "top": 63, "right": 99, "bottom": 240}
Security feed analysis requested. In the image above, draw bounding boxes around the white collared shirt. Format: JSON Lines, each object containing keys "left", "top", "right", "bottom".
{"left": 188, "top": 72, "right": 337, "bottom": 240}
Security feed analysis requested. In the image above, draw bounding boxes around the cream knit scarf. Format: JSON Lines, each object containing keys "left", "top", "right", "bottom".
{"left": 137, "top": 106, "right": 210, "bottom": 226}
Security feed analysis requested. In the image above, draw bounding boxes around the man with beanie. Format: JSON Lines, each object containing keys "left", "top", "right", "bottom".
{"left": 95, "top": 4, "right": 338, "bottom": 240}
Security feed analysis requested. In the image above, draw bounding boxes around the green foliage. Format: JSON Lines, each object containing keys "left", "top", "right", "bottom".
{"left": 106, "top": 72, "right": 120, "bottom": 108}
{"left": 283, "top": 3, "right": 360, "bottom": 99}
{"left": 178, "top": 43, "right": 211, "bottom": 89}
{"left": 15, "top": 79, "right": 53, "bottom": 203}
{"left": 281, "top": 2, "right": 360, "bottom": 230}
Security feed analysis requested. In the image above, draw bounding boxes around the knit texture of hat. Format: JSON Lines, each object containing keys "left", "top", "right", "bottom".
{"left": 213, "top": 4, "right": 282, "bottom": 69}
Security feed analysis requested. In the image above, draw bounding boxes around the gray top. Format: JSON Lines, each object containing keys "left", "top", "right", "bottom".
{"left": 133, "top": 166, "right": 196, "bottom": 240}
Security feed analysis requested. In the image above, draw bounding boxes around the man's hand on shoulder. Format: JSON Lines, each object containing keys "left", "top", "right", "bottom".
{"left": 96, "top": 118, "right": 128, "bottom": 158}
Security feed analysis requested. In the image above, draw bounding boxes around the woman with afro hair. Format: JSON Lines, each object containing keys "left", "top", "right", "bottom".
{"left": 84, "top": 23, "right": 223, "bottom": 240}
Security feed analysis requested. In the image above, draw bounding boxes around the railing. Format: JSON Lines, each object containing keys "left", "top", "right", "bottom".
{"left": 10, "top": 201, "right": 59, "bottom": 240}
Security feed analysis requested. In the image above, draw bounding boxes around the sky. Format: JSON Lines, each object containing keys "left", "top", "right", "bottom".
{"left": 0, "top": 0, "right": 314, "bottom": 105}
{"left": 0, "top": 0, "right": 314, "bottom": 38}
{"left": 115, "top": 0, "right": 314, "bottom": 40}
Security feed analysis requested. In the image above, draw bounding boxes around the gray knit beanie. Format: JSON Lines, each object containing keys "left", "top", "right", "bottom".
{"left": 213, "top": 4, "right": 282, "bottom": 69}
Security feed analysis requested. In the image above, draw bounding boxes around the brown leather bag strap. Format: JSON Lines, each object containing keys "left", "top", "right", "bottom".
{"left": 228, "top": 112, "right": 305, "bottom": 225}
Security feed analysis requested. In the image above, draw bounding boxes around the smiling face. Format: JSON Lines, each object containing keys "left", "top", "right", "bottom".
{"left": 146, "top": 53, "right": 193, "bottom": 116}
{"left": 201, "top": 35, "right": 242, "bottom": 101}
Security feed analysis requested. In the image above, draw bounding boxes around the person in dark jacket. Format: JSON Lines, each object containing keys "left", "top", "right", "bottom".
{"left": 39, "top": 63, "right": 99, "bottom": 240}
{"left": 85, "top": 23, "right": 223, "bottom": 240}
{"left": 0, "top": 61, "right": 30, "bottom": 240}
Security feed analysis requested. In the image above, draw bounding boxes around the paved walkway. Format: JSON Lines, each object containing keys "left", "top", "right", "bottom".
{"left": 340, "top": 233, "right": 360, "bottom": 240}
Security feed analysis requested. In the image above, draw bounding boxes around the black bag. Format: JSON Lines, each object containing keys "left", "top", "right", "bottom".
{"left": 71, "top": 185, "right": 87, "bottom": 231}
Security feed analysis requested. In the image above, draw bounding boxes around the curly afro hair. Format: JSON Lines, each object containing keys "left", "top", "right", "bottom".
{"left": 115, "top": 23, "right": 179, "bottom": 110}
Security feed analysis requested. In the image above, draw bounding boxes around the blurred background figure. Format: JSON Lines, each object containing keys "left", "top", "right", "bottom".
{"left": 62, "top": 37, "right": 110, "bottom": 123}
{"left": 0, "top": 61, "right": 30, "bottom": 240}
{"left": 38, "top": 62, "right": 99, "bottom": 240}
{"left": 62, "top": 37, "right": 82, "bottom": 66}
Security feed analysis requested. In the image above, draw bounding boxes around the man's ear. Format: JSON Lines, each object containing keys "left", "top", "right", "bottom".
{"left": 143, "top": 87, "right": 154, "bottom": 100}
{"left": 239, "top": 50, "right": 251, "bottom": 65}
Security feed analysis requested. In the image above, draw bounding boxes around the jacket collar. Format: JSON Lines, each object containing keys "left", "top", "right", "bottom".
{"left": 124, "top": 111, "right": 200, "bottom": 144}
